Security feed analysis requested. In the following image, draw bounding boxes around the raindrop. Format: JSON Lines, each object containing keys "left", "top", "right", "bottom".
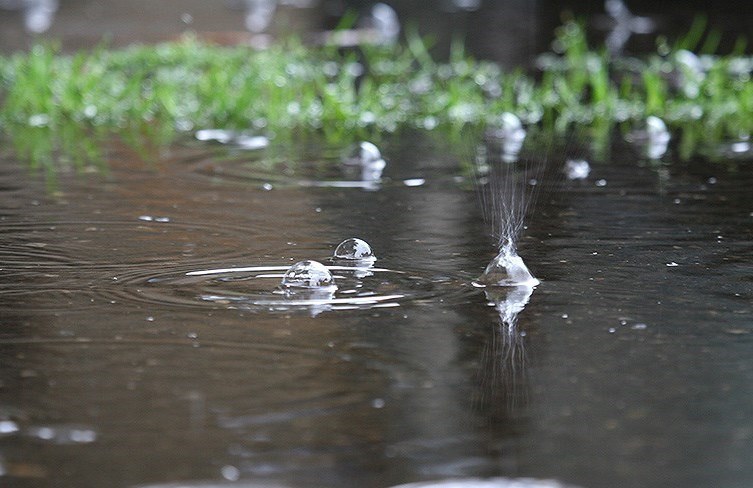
{"left": 280, "top": 260, "right": 336, "bottom": 289}
{"left": 333, "top": 238, "right": 376, "bottom": 262}
{"left": 595, "top": 179, "right": 607, "bottom": 187}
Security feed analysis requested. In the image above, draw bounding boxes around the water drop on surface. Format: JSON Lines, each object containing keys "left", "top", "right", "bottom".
{"left": 280, "top": 260, "right": 336, "bottom": 289}
{"left": 333, "top": 238, "right": 376, "bottom": 262}
{"left": 477, "top": 247, "right": 539, "bottom": 287}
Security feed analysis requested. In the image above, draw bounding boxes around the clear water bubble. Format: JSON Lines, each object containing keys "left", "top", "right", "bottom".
{"left": 195, "top": 128, "right": 235, "bottom": 144}
{"left": 341, "top": 141, "right": 387, "bottom": 190}
{"left": 486, "top": 112, "right": 526, "bottom": 163}
{"left": 333, "top": 238, "right": 376, "bottom": 262}
{"left": 646, "top": 115, "right": 670, "bottom": 142}
{"left": 369, "top": 3, "right": 400, "bottom": 44}
{"left": 565, "top": 159, "right": 591, "bottom": 180}
{"left": 625, "top": 116, "right": 670, "bottom": 159}
{"left": 280, "top": 260, "right": 336, "bottom": 289}
{"left": 245, "top": 0, "right": 277, "bottom": 33}
{"left": 477, "top": 247, "right": 539, "bottom": 287}
{"left": 351, "top": 141, "right": 383, "bottom": 165}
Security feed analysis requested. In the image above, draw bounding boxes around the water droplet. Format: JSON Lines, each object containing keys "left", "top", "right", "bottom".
{"left": 28, "top": 113, "right": 50, "bottom": 127}
{"left": 608, "top": 327, "right": 617, "bottom": 334}
{"left": 372, "top": 398, "right": 386, "bottom": 408}
{"left": 595, "top": 179, "right": 607, "bottom": 187}
{"left": 666, "top": 262, "right": 679, "bottom": 267}
{"left": 333, "top": 238, "right": 376, "bottom": 262}
{"left": 486, "top": 112, "right": 526, "bottom": 162}
{"left": 195, "top": 129, "right": 234, "bottom": 144}
{"left": 632, "top": 323, "right": 647, "bottom": 330}
{"left": 0, "top": 420, "right": 19, "bottom": 435}
{"left": 280, "top": 260, "right": 336, "bottom": 289}
{"left": 221, "top": 465, "right": 241, "bottom": 481}
{"left": 403, "top": 178, "right": 425, "bottom": 187}
{"left": 369, "top": 3, "right": 400, "bottom": 44}
{"left": 477, "top": 246, "right": 539, "bottom": 287}
{"left": 351, "top": 141, "right": 383, "bottom": 165}
{"left": 565, "top": 159, "right": 591, "bottom": 180}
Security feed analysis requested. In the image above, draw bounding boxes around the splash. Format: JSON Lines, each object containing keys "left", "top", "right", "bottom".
{"left": 476, "top": 116, "right": 541, "bottom": 288}
{"left": 477, "top": 242, "right": 539, "bottom": 288}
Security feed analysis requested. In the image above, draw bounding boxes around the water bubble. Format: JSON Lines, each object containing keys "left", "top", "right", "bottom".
{"left": 195, "top": 128, "right": 234, "bottom": 144}
{"left": 245, "top": 0, "right": 277, "bottom": 33}
{"left": 280, "top": 260, "right": 336, "bottom": 289}
{"left": 0, "top": 420, "right": 19, "bottom": 435}
{"left": 626, "top": 116, "right": 670, "bottom": 159}
{"left": 333, "top": 238, "right": 376, "bottom": 262}
{"left": 477, "top": 247, "right": 539, "bottom": 287}
{"left": 646, "top": 116, "right": 670, "bottom": 142}
{"left": 486, "top": 112, "right": 526, "bottom": 162}
{"left": 342, "top": 141, "right": 387, "bottom": 190}
{"left": 351, "top": 141, "right": 383, "bottom": 165}
{"left": 565, "top": 159, "right": 591, "bottom": 180}
{"left": 369, "top": 3, "right": 400, "bottom": 44}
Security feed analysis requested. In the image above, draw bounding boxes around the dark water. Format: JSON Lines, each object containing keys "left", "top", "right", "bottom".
{"left": 1, "top": 130, "right": 752, "bottom": 488}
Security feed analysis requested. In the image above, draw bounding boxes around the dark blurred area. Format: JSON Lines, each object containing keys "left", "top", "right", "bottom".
{"left": 0, "top": 0, "right": 752, "bottom": 64}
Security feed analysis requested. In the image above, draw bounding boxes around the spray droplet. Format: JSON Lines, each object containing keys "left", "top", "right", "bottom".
{"left": 334, "top": 238, "right": 376, "bottom": 261}
{"left": 281, "top": 260, "right": 336, "bottom": 289}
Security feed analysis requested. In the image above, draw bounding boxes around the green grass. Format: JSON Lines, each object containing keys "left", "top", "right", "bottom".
{"left": 0, "top": 19, "right": 751, "bottom": 172}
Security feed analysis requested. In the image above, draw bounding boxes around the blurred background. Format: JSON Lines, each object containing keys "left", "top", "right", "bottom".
{"left": 1, "top": 0, "right": 752, "bottom": 63}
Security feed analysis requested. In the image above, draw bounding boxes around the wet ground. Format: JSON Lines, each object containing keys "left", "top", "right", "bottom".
{"left": 1, "top": 130, "right": 752, "bottom": 487}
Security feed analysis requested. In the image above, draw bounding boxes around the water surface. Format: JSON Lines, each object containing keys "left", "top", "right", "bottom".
{"left": 0, "top": 133, "right": 752, "bottom": 488}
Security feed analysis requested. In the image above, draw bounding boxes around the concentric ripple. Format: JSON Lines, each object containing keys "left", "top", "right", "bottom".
{"left": 110, "top": 262, "right": 478, "bottom": 314}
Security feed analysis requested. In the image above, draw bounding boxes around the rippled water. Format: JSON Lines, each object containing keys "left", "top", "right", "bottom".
{"left": 1, "top": 132, "right": 752, "bottom": 488}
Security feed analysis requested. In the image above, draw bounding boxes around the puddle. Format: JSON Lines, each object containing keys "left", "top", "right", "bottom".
{"left": 1, "top": 129, "right": 753, "bottom": 488}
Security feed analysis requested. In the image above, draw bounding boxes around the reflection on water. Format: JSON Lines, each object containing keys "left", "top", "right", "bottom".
{"left": 1, "top": 132, "right": 753, "bottom": 488}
